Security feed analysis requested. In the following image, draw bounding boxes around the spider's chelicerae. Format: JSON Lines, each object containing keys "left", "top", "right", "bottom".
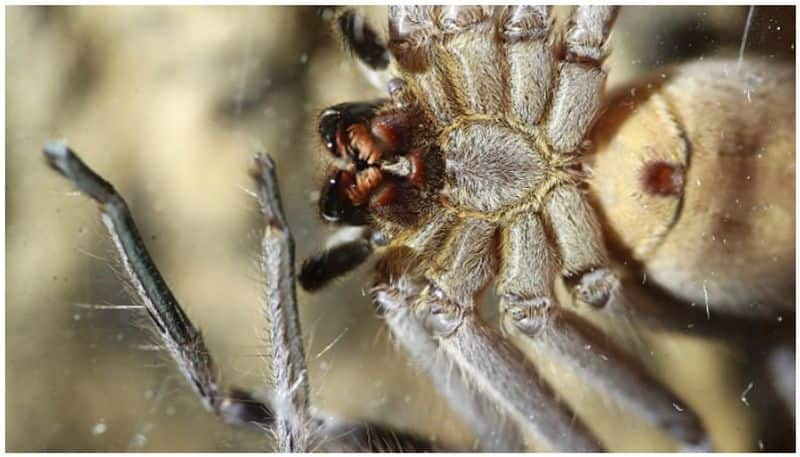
{"left": 44, "top": 5, "right": 794, "bottom": 452}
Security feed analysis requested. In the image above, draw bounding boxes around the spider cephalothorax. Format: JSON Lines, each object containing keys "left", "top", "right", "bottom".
{"left": 316, "top": 5, "right": 619, "bottom": 322}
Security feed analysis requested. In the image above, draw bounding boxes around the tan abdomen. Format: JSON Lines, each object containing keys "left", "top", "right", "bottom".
{"left": 589, "top": 58, "right": 795, "bottom": 317}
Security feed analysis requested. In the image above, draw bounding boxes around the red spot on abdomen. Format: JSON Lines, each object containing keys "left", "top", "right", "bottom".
{"left": 641, "top": 161, "right": 685, "bottom": 197}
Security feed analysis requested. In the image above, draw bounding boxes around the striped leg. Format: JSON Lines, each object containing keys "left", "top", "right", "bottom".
{"left": 546, "top": 6, "right": 619, "bottom": 153}
{"left": 502, "top": 6, "right": 556, "bottom": 126}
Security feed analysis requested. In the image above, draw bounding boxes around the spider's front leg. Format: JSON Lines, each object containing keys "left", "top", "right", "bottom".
{"left": 43, "top": 142, "right": 274, "bottom": 430}
{"left": 253, "top": 156, "right": 441, "bottom": 452}
{"left": 251, "top": 154, "right": 311, "bottom": 451}
{"left": 44, "top": 143, "right": 439, "bottom": 452}
{"left": 301, "top": 226, "right": 528, "bottom": 450}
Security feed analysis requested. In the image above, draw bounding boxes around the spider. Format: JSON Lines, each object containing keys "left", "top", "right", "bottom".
{"left": 41, "top": 5, "right": 794, "bottom": 452}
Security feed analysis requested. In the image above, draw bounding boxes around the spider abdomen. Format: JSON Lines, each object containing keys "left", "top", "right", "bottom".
{"left": 589, "top": 58, "right": 795, "bottom": 317}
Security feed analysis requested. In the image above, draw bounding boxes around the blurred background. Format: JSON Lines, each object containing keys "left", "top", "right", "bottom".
{"left": 6, "top": 5, "right": 795, "bottom": 451}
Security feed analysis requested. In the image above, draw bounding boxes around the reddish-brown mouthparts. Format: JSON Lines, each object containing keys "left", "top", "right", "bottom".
{"left": 319, "top": 104, "right": 425, "bottom": 223}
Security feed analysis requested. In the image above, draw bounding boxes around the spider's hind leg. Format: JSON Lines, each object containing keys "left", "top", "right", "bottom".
{"left": 415, "top": 218, "right": 603, "bottom": 451}
{"left": 496, "top": 209, "right": 709, "bottom": 450}
{"left": 545, "top": 185, "right": 619, "bottom": 308}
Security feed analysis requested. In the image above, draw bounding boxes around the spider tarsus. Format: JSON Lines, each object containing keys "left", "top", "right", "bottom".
{"left": 571, "top": 267, "right": 619, "bottom": 308}
{"left": 43, "top": 141, "right": 115, "bottom": 204}
{"left": 416, "top": 285, "right": 464, "bottom": 337}
{"left": 251, "top": 152, "right": 291, "bottom": 232}
{"left": 218, "top": 388, "right": 275, "bottom": 428}
{"left": 502, "top": 295, "right": 553, "bottom": 336}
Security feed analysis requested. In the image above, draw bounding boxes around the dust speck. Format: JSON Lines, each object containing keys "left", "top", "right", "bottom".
{"left": 92, "top": 421, "right": 107, "bottom": 435}
{"left": 130, "top": 432, "right": 148, "bottom": 449}
{"left": 740, "top": 381, "right": 754, "bottom": 406}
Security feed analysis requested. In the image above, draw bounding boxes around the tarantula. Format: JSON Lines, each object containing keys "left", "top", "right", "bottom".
{"left": 43, "top": 5, "right": 794, "bottom": 452}
{"left": 306, "top": 5, "right": 707, "bottom": 451}
{"left": 302, "top": 5, "right": 793, "bottom": 450}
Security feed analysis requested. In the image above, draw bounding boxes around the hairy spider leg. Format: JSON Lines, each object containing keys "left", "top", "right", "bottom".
{"left": 545, "top": 5, "right": 619, "bottom": 153}
{"left": 373, "top": 276, "right": 526, "bottom": 451}
{"left": 545, "top": 185, "right": 618, "bottom": 308}
{"left": 530, "top": 7, "right": 622, "bottom": 311}
{"left": 251, "top": 153, "right": 312, "bottom": 451}
{"left": 299, "top": 232, "right": 373, "bottom": 292}
{"left": 335, "top": 8, "right": 394, "bottom": 93}
{"left": 388, "top": 5, "right": 463, "bottom": 123}
{"left": 488, "top": 167, "right": 708, "bottom": 447}
{"left": 413, "top": 217, "right": 604, "bottom": 451}
{"left": 43, "top": 142, "right": 438, "bottom": 452}
{"left": 43, "top": 142, "right": 275, "bottom": 430}
{"left": 438, "top": 6, "right": 506, "bottom": 115}
{"left": 496, "top": 211, "right": 708, "bottom": 449}
{"left": 502, "top": 5, "right": 555, "bottom": 126}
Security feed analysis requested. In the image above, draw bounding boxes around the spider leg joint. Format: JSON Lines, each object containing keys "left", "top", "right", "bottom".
{"left": 416, "top": 284, "right": 466, "bottom": 338}
{"left": 502, "top": 294, "right": 554, "bottom": 337}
